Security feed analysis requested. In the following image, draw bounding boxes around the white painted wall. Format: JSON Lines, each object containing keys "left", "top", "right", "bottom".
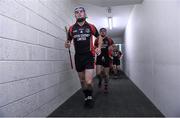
{"left": 0, "top": 0, "right": 80, "bottom": 117}
{"left": 125, "top": 0, "right": 180, "bottom": 116}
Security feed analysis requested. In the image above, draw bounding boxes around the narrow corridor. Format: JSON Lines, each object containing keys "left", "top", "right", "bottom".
{"left": 1, "top": 0, "right": 180, "bottom": 117}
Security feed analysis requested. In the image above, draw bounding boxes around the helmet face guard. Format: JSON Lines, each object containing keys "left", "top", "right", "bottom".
{"left": 74, "top": 7, "right": 87, "bottom": 22}
{"left": 74, "top": 7, "right": 85, "bottom": 13}
{"left": 100, "top": 28, "right": 107, "bottom": 37}
{"left": 100, "top": 28, "right": 107, "bottom": 32}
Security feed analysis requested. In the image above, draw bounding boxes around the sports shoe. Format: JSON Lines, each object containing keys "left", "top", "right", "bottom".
{"left": 84, "top": 97, "right": 88, "bottom": 107}
{"left": 84, "top": 96, "right": 94, "bottom": 108}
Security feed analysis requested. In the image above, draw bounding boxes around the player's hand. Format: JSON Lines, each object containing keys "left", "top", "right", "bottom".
{"left": 95, "top": 48, "right": 101, "bottom": 56}
{"left": 109, "top": 56, "right": 113, "bottom": 60}
{"left": 65, "top": 40, "right": 70, "bottom": 48}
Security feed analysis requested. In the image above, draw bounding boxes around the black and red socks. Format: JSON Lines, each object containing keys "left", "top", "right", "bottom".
{"left": 97, "top": 74, "right": 102, "bottom": 88}
{"left": 83, "top": 88, "right": 94, "bottom": 108}
{"left": 104, "top": 78, "right": 109, "bottom": 94}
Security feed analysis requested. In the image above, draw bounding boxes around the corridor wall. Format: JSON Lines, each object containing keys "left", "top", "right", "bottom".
{"left": 0, "top": 0, "right": 80, "bottom": 116}
{"left": 125, "top": 0, "right": 180, "bottom": 116}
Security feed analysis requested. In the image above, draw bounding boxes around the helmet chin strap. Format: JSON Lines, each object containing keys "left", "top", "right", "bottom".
{"left": 77, "top": 18, "right": 85, "bottom": 22}
{"left": 101, "top": 34, "right": 106, "bottom": 37}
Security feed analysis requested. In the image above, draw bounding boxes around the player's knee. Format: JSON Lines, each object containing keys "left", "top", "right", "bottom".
{"left": 86, "top": 78, "right": 93, "bottom": 85}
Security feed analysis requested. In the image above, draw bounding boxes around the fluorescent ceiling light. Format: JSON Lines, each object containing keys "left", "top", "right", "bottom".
{"left": 108, "top": 17, "right": 113, "bottom": 30}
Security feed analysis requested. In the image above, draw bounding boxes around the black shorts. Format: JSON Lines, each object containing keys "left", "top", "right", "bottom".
{"left": 113, "top": 59, "right": 120, "bottom": 65}
{"left": 75, "top": 53, "right": 95, "bottom": 72}
{"left": 96, "top": 56, "right": 110, "bottom": 67}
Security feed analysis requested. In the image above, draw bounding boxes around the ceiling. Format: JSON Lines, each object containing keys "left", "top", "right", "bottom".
{"left": 74, "top": 0, "right": 143, "bottom": 38}
{"left": 76, "top": 0, "right": 143, "bottom": 7}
